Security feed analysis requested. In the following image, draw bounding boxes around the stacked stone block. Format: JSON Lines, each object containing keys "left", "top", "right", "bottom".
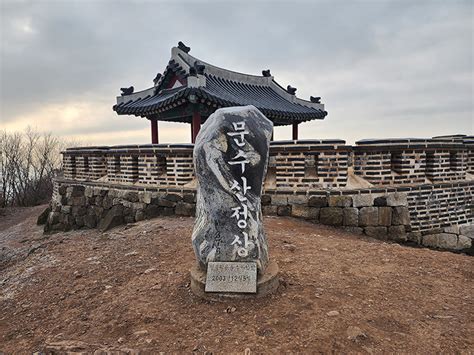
{"left": 353, "top": 150, "right": 429, "bottom": 185}
{"left": 262, "top": 191, "right": 411, "bottom": 242}
{"left": 45, "top": 181, "right": 196, "bottom": 232}
{"left": 102, "top": 145, "right": 195, "bottom": 187}
{"left": 45, "top": 177, "right": 473, "bottom": 253}
{"left": 62, "top": 138, "right": 472, "bottom": 188}
{"left": 353, "top": 150, "right": 390, "bottom": 184}
{"left": 425, "top": 150, "right": 466, "bottom": 183}
{"left": 88, "top": 155, "right": 108, "bottom": 180}
{"left": 354, "top": 139, "right": 467, "bottom": 185}
{"left": 107, "top": 154, "right": 139, "bottom": 184}
{"left": 75, "top": 156, "right": 90, "bottom": 180}
{"left": 135, "top": 146, "right": 195, "bottom": 186}
{"left": 267, "top": 140, "right": 350, "bottom": 189}
{"left": 407, "top": 181, "right": 473, "bottom": 233}
{"left": 138, "top": 154, "right": 167, "bottom": 184}
{"left": 62, "top": 148, "right": 108, "bottom": 181}
{"left": 467, "top": 151, "right": 474, "bottom": 174}
{"left": 420, "top": 224, "right": 473, "bottom": 251}
{"left": 63, "top": 154, "right": 77, "bottom": 179}
{"left": 463, "top": 136, "right": 474, "bottom": 173}
{"left": 55, "top": 138, "right": 473, "bottom": 253}
{"left": 158, "top": 153, "right": 194, "bottom": 186}
{"left": 74, "top": 155, "right": 107, "bottom": 181}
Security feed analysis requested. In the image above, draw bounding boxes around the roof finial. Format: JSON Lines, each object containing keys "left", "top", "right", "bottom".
{"left": 194, "top": 61, "right": 205, "bottom": 75}
{"left": 178, "top": 41, "right": 191, "bottom": 53}
{"left": 262, "top": 69, "right": 271, "bottom": 77}
{"left": 310, "top": 96, "right": 321, "bottom": 103}
{"left": 189, "top": 61, "right": 205, "bottom": 77}
{"left": 287, "top": 85, "right": 297, "bottom": 95}
{"left": 120, "top": 86, "right": 134, "bottom": 96}
{"left": 153, "top": 73, "right": 162, "bottom": 86}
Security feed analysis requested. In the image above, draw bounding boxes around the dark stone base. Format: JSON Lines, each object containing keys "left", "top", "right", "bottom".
{"left": 190, "top": 260, "right": 279, "bottom": 301}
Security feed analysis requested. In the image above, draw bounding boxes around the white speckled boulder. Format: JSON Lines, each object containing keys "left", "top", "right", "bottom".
{"left": 192, "top": 106, "right": 273, "bottom": 272}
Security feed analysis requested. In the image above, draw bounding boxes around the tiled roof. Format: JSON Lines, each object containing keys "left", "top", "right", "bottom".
{"left": 113, "top": 44, "right": 327, "bottom": 125}
{"left": 114, "top": 86, "right": 191, "bottom": 117}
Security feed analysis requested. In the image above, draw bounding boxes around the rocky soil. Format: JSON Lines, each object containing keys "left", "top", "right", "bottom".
{"left": 1, "top": 206, "right": 473, "bottom": 353}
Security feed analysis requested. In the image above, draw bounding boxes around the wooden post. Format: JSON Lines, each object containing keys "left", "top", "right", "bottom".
{"left": 271, "top": 129, "right": 274, "bottom": 141}
{"left": 151, "top": 120, "right": 159, "bottom": 144}
{"left": 191, "top": 111, "right": 202, "bottom": 143}
{"left": 292, "top": 122, "right": 299, "bottom": 140}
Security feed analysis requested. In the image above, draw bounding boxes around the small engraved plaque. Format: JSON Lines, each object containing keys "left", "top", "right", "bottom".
{"left": 205, "top": 262, "right": 257, "bottom": 293}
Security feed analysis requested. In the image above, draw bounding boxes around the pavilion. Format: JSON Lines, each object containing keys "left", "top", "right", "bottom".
{"left": 113, "top": 42, "right": 327, "bottom": 143}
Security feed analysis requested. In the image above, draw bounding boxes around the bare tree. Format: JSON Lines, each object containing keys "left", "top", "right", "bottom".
{"left": 0, "top": 127, "right": 76, "bottom": 207}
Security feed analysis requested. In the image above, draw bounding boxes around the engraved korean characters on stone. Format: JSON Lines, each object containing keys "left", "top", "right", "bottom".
{"left": 205, "top": 261, "right": 257, "bottom": 293}
{"left": 227, "top": 121, "right": 255, "bottom": 258}
{"left": 191, "top": 105, "right": 273, "bottom": 272}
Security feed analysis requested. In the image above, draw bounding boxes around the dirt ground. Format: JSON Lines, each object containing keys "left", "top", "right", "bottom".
{"left": 1, "top": 205, "right": 473, "bottom": 354}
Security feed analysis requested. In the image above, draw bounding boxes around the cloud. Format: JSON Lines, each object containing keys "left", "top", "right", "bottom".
{"left": 1, "top": 0, "right": 472, "bottom": 145}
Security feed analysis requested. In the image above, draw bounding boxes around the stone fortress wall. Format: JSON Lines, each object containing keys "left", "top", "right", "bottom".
{"left": 44, "top": 135, "right": 474, "bottom": 253}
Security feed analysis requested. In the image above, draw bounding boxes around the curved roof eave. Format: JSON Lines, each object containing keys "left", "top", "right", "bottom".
{"left": 113, "top": 44, "right": 327, "bottom": 121}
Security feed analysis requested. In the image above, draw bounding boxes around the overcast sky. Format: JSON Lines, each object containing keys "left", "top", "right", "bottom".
{"left": 1, "top": 0, "right": 472, "bottom": 145}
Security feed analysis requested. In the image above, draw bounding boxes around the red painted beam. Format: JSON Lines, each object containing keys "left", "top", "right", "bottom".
{"left": 292, "top": 122, "right": 299, "bottom": 140}
{"left": 151, "top": 120, "right": 159, "bottom": 144}
{"left": 191, "top": 111, "right": 202, "bottom": 143}
{"left": 166, "top": 75, "right": 185, "bottom": 89}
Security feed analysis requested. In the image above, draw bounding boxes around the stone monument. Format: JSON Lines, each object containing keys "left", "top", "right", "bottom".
{"left": 190, "top": 105, "right": 279, "bottom": 299}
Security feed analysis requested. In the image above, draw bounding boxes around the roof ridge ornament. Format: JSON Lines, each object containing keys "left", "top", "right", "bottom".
{"left": 194, "top": 61, "right": 205, "bottom": 75}
{"left": 153, "top": 73, "right": 162, "bottom": 86}
{"left": 178, "top": 41, "right": 191, "bottom": 53}
{"left": 188, "top": 62, "right": 207, "bottom": 88}
{"left": 114, "top": 44, "right": 327, "bottom": 121}
{"left": 189, "top": 61, "right": 206, "bottom": 77}
{"left": 287, "top": 85, "right": 297, "bottom": 95}
{"left": 310, "top": 96, "right": 321, "bottom": 103}
{"left": 120, "top": 86, "right": 134, "bottom": 96}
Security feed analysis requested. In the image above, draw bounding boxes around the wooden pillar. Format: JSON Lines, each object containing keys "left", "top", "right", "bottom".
{"left": 271, "top": 129, "right": 274, "bottom": 141}
{"left": 292, "top": 122, "right": 299, "bottom": 140}
{"left": 191, "top": 111, "right": 202, "bottom": 143}
{"left": 151, "top": 120, "right": 159, "bottom": 144}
